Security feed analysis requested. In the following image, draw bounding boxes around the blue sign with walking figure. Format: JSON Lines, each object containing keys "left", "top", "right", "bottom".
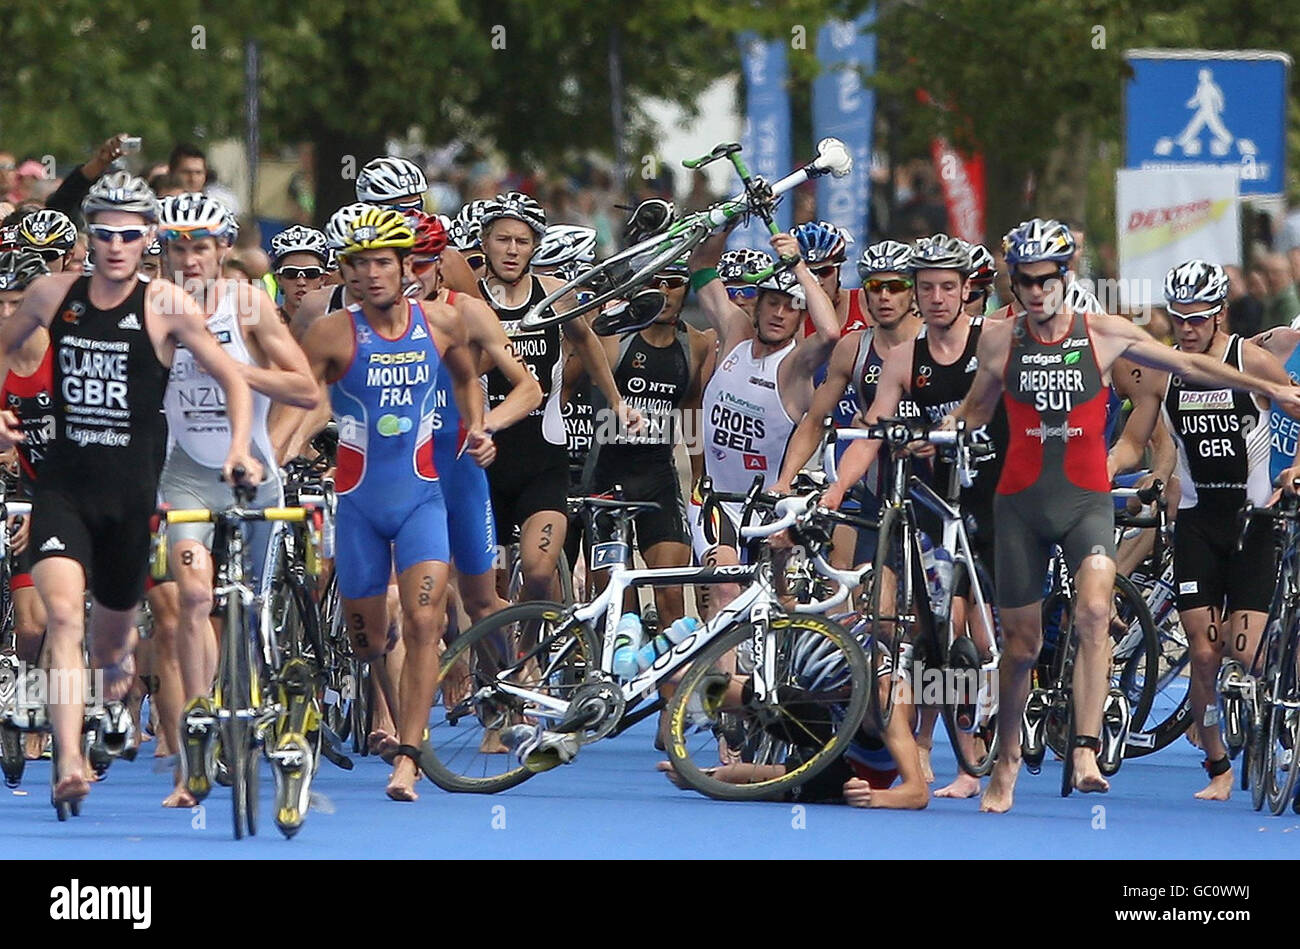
{"left": 1124, "top": 49, "right": 1291, "bottom": 196}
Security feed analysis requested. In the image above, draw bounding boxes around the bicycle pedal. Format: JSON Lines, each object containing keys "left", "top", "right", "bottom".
{"left": 180, "top": 697, "right": 218, "bottom": 801}
{"left": 270, "top": 732, "right": 313, "bottom": 838}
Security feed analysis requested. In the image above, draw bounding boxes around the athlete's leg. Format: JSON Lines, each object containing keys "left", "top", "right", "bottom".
{"left": 1068, "top": 553, "right": 1118, "bottom": 793}
{"left": 32, "top": 556, "right": 91, "bottom": 802}
{"left": 12, "top": 586, "right": 46, "bottom": 664}
{"left": 1183, "top": 604, "right": 1229, "bottom": 798}
{"left": 642, "top": 541, "right": 689, "bottom": 626}
{"left": 146, "top": 583, "right": 183, "bottom": 760}
{"left": 981, "top": 603, "right": 1040, "bottom": 813}
{"left": 386, "top": 558, "right": 451, "bottom": 801}
{"left": 517, "top": 510, "right": 568, "bottom": 603}
{"left": 170, "top": 542, "right": 219, "bottom": 704}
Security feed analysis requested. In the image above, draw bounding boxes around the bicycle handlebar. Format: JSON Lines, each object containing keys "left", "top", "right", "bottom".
{"left": 165, "top": 506, "right": 309, "bottom": 525}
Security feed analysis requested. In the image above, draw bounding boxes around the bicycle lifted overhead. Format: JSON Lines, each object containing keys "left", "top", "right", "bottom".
{"left": 520, "top": 137, "right": 853, "bottom": 331}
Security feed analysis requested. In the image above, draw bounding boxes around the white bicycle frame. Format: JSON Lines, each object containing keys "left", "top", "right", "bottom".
{"left": 486, "top": 494, "right": 855, "bottom": 724}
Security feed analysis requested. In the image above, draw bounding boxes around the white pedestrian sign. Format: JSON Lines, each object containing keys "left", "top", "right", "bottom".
{"left": 1153, "top": 69, "right": 1255, "bottom": 159}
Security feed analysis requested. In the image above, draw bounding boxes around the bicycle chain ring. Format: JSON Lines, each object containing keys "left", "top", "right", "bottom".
{"left": 565, "top": 681, "right": 625, "bottom": 743}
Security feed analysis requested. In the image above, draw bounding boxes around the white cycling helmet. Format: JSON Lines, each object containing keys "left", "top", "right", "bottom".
{"left": 81, "top": 171, "right": 160, "bottom": 223}
{"left": 480, "top": 191, "right": 547, "bottom": 238}
{"left": 157, "top": 192, "right": 235, "bottom": 244}
{"left": 857, "top": 240, "right": 913, "bottom": 280}
{"left": 355, "top": 156, "right": 428, "bottom": 204}
{"left": 756, "top": 267, "right": 807, "bottom": 308}
{"left": 448, "top": 200, "right": 492, "bottom": 250}
{"left": 719, "top": 248, "right": 774, "bottom": 283}
{"left": 533, "top": 224, "right": 597, "bottom": 268}
{"left": 1163, "top": 259, "right": 1229, "bottom": 307}
{"left": 271, "top": 225, "right": 330, "bottom": 266}
{"left": 909, "top": 233, "right": 973, "bottom": 273}
{"left": 325, "top": 203, "right": 378, "bottom": 250}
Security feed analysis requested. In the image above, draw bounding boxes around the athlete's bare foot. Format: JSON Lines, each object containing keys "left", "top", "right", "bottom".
{"left": 98, "top": 655, "right": 138, "bottom": 703}
{"left": 385, "top": 757, "right": 419, "bottom": 801}
{"left": 53, "top": 768, "right": 90, "bottom": 804}
{"left": 844, "top": 776, "right": 929, "bottom": 809}
{"left": 980, "top": 757, "right": 1020, "bottom": 813}
{"left": 23, "top": 732, "right": 45, "bottom": 760}
{"left": 656, "top": 759, "right": 693, "bottom": 789}
{"left": 479, "top": 728, "right": 508, "bottom": 754}
{"left": 367, "top": 729, "right": 399, "bottom": 761}
{"left": 1072, "top": 747, "right": 1110, "bottom": 793}
{"left": 917, "top": 740, "right": 935, "bottom": 784}
{"left": 1194, "top": 768, "right": 1233, "bottom": 801}
{"left": 162, "top": 785, "right": 196, "bottom": 808}
{"left": 442, "top": 655, "right": 470, "bottom": 711}
{"left": 934, "top": 772, "right": 982, "bottom": 799}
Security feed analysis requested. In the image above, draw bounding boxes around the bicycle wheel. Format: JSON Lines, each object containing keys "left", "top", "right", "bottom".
{"left": 1264, "top": 627, "right": 1300, "bottom": 815}
{"left": 507, "top": 546, "right": 574, "bottom": 606}
{"left": 522, "top": 223, "right": 711, "bottom": 329}
{"left": 665, "top": 614, "right": 871, "bottom": 802}
{"left": 423, "top": 601, "right": 597, "bottom": 793}
{"left": 939, "top": 556, "right": 1001, "bottom": 778}
{"left": 219, "top": 570, "right": 256, "bottom": 839}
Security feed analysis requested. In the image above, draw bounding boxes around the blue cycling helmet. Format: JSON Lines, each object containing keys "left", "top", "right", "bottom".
{"left": 790, "top": 220, "right": 854, "bottom": 265}
{"left": 1003, "top": 218, "right": 1074, "bottom": 268}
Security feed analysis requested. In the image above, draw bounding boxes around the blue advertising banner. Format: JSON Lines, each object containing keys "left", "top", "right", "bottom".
{"left": 729, "top": 33, "right": 791, "bottom": 252}
{"left": 812, "top": 10, "right": 875, "bottom": 287}
{"left": 1124, "top": 49, "right": 1291, "bottom": 196}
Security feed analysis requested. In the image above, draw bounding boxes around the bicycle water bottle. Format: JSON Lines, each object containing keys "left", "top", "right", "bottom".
{"left": 920, "top": 536, "right": 946, "bottom": 618}
{"left": 932, "top": 546, "right": 954, "bottom": 622}
{"left": 664, "top": 616, "right": 700, "bottom": 646}
{"left": 611, "top": 613, "right": 644, "bottom": 680}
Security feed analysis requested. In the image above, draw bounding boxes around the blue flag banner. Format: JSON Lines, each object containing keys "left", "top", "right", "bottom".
{"left": 812, "top": 10, "right": 876, "bottom": 288}
{"left": 729, "top": 33, "right": 792, "bottom": 253}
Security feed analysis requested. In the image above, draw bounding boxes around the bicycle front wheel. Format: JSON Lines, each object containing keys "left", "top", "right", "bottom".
{"left": 1264, "top": 628, "right": 1300, "bottom": 815}
{"left": 664, "top": 615, "right": 871, "bottom": 802}
{"left": 521, "top": 223, "right": 710, "bottom": 330}
{"left": 424, "top": 601, "right": 597, "bottom": 793}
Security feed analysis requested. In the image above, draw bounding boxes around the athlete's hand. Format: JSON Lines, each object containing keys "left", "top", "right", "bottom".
{"left": 617, "top": 401, "right": 646, "bottom": 437}
{"left": 0, "top": 410, "right": 24, "bottom": 451}
{"left": 464, "top": 429, "right": 496, "bottom": 468}
{"left": 842, "top": 777, "right": 874, "bottom": 808}
{"left": 770, "top": 479, "right": 793, "bottom": 496}
{"left": 1279, "top": 466, "right": 1300, "bottom": 497}
{"left": 822, "top": 483, "right": 846, "bottom": 511}
{"left": 1269, "top": 382, "right": 1300, "bottom": 421}
{"left": 769, "top": 232, "right": 802, "bottom": 264}
{"left": 223, "top": 451, "right": 264, "bottom": 487}
{"left": 1128, "top": 472, "right": 1162, "bottom": 513}
{"left": 8, "top": 515, "right": 29, "bottom": 556}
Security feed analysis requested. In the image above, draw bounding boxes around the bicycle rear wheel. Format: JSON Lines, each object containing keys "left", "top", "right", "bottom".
{"left": 423, "top": 601, "right": 597, "bottom": 793}
{"left": 220, "top": 576, "right": 258, "bottom": 839}
{"left": 939, "top": 556, "right": 1001, "bottom": 778}
{"left": 1264, "top": 627, "right": 1300, "bottom": 815}
{"left": 664, "top": 615, "right": 871, "bottom": 802}
{"left": 863, "top": 506, "right": 914, "bottom": 732}
{"left": 507, "top": 546, "right": 574, "bottom": 607}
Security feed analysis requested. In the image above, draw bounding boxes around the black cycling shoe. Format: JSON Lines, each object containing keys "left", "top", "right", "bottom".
{"left": 947, "top": 637, "right": 982, "bottom": 732}
{"left": 1099, "top": 689, "right": 1131, "bottom": 777}
{"left": 1022, "top": 689, "right": 1050, "bottom": 775}
{"left": 592, "top": 289, "right": 666, "bottom": 337}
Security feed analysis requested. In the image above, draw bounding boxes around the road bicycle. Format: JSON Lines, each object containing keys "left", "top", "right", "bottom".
{"left": 520, "top": 137, "right": 854, "bottom": 331}
{"left": 163, "top": 471, "right": 323, "bottom": 839}
{"left": 424, "top": 478, "right": 873, "bottom": 801}
{"left": 825, "top": 418, "right": 1003, "bottom": 777}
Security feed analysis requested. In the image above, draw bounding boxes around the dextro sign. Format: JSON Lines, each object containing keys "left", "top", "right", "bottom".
{"left": 1126, "top": 199, "right": 1212, "bottom": 234}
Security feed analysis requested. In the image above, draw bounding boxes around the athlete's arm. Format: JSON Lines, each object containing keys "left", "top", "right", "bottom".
{"left": 439, "top": 248, "right": 482, "bottom": 298}
{"left": 822, "top": 343, "right": 909, "bottom": 509}
{"left": 457, "top": 293, "right": 541, "bottom": 432}
{"left": 684, "top": 327, "right": 716, "bottom": 484}
{"left": 1096, "top": 314, "right": 1300, "bottom": 418}
{"left": 0, "top": 275, "right": 65, "bottom": 448}
{"left": 159, "top": 282, "right": 262, "bottom": 485}
{"left": 1251, "top": 326, "right": 1300, "bottom": 356}
{"left": 241, "top": 285, "right": 319, "bottom": 408}
{"left": 949, "top": 318, "right": 1010, "bottom": 430}
{"left": 442, "top": 322, "right": 495, "bottom": 467}
{"left": 774, "top": 332, "right": 859, "bottom": 493}
{"left": 1107, "top": 365, "right": 1166, "bottom": 479}
{"left": 689, "top": 230, "right": 752, "bottom": 354}
{"left": 289, "top": 285, "right": 332, "bottom": 344}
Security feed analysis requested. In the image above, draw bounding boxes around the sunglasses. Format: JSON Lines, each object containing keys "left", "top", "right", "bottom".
{"left": 158, "top": 225, "right": 223, "bottom": 242}
{"left": 411, "top": 255, "right": 441, "bottom": 276}
{"left": 653, "top": 274, "right": 688, "bottom": 291}
{"left": 278, "top": 266, "right": 326, "bottom": 281}
{"left": 463, "top": 252, "right": 486, "bottom": 270}
{"left": 89, "top": 224, "right": 150, "bottom": 244}
{"left": 32, "top": 248, "right": 65, "bottom": 263}
{"left": 1013, "top": 270, "right": 1065, "bottom": 290}
{"left": 726, "top": 285, "right": 759, "bottom": 302}
{"left": 810, "top": 264, "right": 840, "bottom": 279}
{"left": 864, "top": 278, "right": 913, "bottom": 294}
{"left": 1168, "top": 306, "right": 1221, "bottom": 325}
